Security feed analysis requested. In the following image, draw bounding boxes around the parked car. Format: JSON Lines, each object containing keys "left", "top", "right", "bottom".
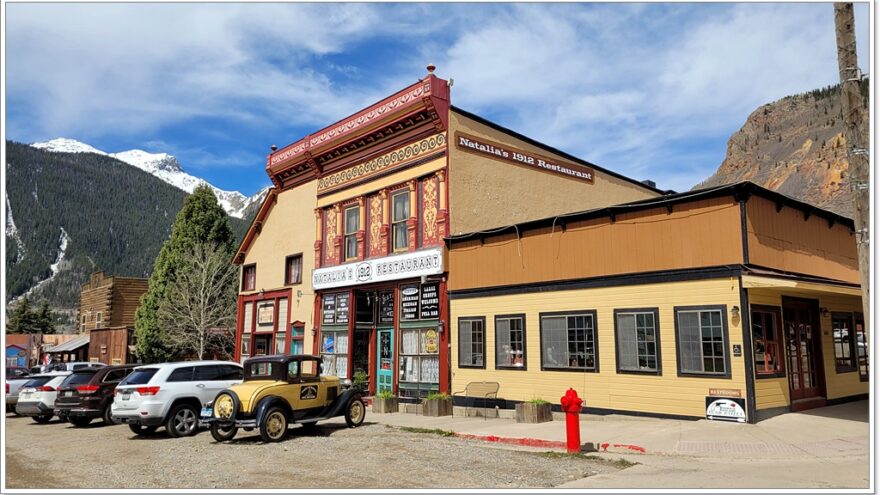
{"left": 15, "top": 372, "right": 72, "bottom": 423}
{"left": 111, "top": 361, "right": 243, "bottom": 437}
{"left": 6, "top": 366, "right": 30, "bottom": 378}
{"left": 200, "top": 355, "right": 365, "bottom": 443}
{"left": 6, "top": 375, "right": 35, "bottom": 414}
{"left": 55, "top": 365, "right": 137, "bottom": 426}
{"left": 44, "top": 361, "right": 107, "bottom": 372}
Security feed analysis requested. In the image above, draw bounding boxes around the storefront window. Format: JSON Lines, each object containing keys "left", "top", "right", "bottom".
{"left": 321, "top": 330, "right": 349, "bottom": 378}
{"left": 616, "top": 309, "right": 660, "bottom": 373}
{"left": 291, "top": 325, "right": 304, "bottom": 355}
{"left": 675, "top": 307, "right": 728, "bottom": 376}
{"left": 752, "top": 307, "right": 784, "bottom": 376}
{"left": 541, "top": 312, "right": 597, "bottom": 371}
{"left": 495, "top": 315, "right": 526, "bottom": 369}
{"left": 458, "top": 317, "right": 485, "bottom": 368}
{"left": 855, "top": 313, "right": 868, "bottom": 381}
{"left": 344, "top": 205, "right": 359, "bottom": 260}
{"left": 240, "top": 335, "right": 250, "bottom": 359}
{"left": 832, "top": 312, "right": 857, "bottom": 372}
{"left": 399, "top": 327, "right": 440, "bottom": 396}
{"left": 392, "top": 190, "right": 409, "bottom": 251}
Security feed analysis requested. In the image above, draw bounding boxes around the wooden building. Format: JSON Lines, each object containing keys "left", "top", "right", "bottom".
{"left": 77, "top": 271, "right": 148, "bottom": 334}
{"left": 233, "top": 66, "right": 662, "bottom": 398}
{"left": 88, "top": 327, "right": 135, "bottom": 365}
{"left": 447, "top": 182, "right": 866, "bottom": 423}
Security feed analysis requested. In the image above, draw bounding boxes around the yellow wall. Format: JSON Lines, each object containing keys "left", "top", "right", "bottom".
{"left": 241, "top": 180, "right": 318, "bottom": 351}
{"left": 447, "top": 110, "right": 659, "bottom": 235}
{"left": 451, "top": 277, "right": 747, "bottom": 419}
{"left": 747, "top": 287, "right": 867, "bottom": 409}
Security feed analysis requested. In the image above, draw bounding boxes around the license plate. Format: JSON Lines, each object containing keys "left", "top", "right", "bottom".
{"left": 121, "top": 391, "right": 131, "bottom": 399}
{"left": 201, "top": 407, "right": 212, "bottom": 418}
{"left": 64, "top": 391, "right": 73, "bottom": 397}
{"left": 20, "top": 393, "right": 30, "bottom": 399}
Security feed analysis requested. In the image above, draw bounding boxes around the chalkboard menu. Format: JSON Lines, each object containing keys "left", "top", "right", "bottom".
{"left": 336, "top": 293, "right": 350, "bottom": 324}
{"left": 322, "top": 294, "right": 337, "bottom": 325}
{"left": 379, "top": 291, "right": 395, "bottom": 323}
{"left": 419, "top": 283, "right": 440, "bottom": 319}
{"left": 400, "top": 284, "right": 420, "bottom": 321}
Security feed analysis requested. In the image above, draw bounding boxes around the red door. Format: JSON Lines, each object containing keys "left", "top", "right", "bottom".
{"left": 782, "top": 298, "right": 825, "bottom": 404}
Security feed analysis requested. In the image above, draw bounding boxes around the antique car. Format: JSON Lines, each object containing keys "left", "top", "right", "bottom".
{"left": 200, "top": 354, "right": 365, "bottom": 443}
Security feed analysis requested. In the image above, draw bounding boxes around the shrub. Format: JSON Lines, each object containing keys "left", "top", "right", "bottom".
{"left": 424, "top": 392, "right": 450, "bottom": 401}
{"left": 376, "top": 390, "right": 395, "bottom": 400}
{"left": 527, "top": 398, "right": 550, "bottom": 405}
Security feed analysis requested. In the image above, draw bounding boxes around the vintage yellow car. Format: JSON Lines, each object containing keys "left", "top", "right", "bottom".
{"left": 200, "top": 354, "right": 365, "bottom": 442}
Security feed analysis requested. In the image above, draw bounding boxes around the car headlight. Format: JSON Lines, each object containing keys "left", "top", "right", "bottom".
{"left": 341, "top": 379, "right": 352, "bottom": 389}
{"left": 214, "top": 393, "right": 235, "bottom": 419}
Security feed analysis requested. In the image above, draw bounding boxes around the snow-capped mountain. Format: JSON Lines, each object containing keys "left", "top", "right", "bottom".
{"left": 31, "top": 138, "right": 265, "bottom": 218}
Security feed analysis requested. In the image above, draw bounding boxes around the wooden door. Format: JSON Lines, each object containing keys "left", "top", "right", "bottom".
{"left": 782, "top": 298, "right": 823, "bottom": 401}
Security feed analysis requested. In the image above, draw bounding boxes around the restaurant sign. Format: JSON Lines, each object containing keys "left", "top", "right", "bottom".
{"left": 312, "top": 247, "right": 443, "bottom": 290}
{"left": 705, "top": 397, "right": 747, "bottom": 423}
{"left": 455, "top": 132, "right": 594, "bottom": 183}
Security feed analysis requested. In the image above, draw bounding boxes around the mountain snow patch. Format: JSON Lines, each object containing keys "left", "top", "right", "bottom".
{"left": 14, "top": 227, "right": 69, "bottom": 302}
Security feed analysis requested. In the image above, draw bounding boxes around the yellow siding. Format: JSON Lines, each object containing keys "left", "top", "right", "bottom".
{"left": 747, "top": 288, "right": 867, "bottom": 407}
{"left": 451, "top": 278, "right": 747, "bottom": 419}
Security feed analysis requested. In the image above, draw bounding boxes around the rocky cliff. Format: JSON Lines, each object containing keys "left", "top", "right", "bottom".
{"left": 696, "top": 82, "right": 869, "bottom": 219}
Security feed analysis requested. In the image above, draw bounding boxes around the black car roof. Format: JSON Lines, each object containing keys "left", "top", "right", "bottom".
{"left": 244, "top": 354, "right": 321, "bottom": 365}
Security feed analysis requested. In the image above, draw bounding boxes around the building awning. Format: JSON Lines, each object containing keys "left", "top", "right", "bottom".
{"left": 741, "top": 274, "right": 862, "bottom": 297}
{"left": 44, "top": 335, "right": 90, "bottom": 353}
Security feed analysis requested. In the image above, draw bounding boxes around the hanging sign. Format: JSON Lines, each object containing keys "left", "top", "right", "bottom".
{"left": 705, "top": 397, "right": 747, "bottom": 423}
{"left": 419, "top": 283, "right": 440, "bottom": 319}
{"left": 455, "top": 132, "right": 594, "bottom": 183}
{"left": 312, "top": 247, "right": 443, "bottom": 290}
{"left": 322, "top": 294, "right": 337, "bottom": 325}
{"left": 400, "top": 284, "right": 420, "bottom": 321}
{"left": 336, "top": 293, "right": 350, "bottom": 325}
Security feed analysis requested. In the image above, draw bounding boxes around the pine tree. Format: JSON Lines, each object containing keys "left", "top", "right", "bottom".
{"left": 5, "top": 297, "right": 55, "bottom": 334}
{"left": 36, "top": 301, "right": 56, "bottom": 334}
{"left": 135, "top": 185, "right": 235, "bottom": 363}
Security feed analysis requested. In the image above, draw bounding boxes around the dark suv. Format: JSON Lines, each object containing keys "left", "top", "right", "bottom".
{"left": 55, "top": 365, "right": 137, "bottom": 426}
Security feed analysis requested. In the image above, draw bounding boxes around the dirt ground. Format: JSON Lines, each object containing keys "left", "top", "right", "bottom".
{"left": 4, "top": 413, "right": 624, "bottom": 489}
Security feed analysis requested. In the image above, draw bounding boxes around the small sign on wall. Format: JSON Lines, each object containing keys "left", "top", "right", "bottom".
{"left": 258, "top": 303, "right": 275, "bottom": 325}
{"left": 705, "top": 396, "right": 747, "bottom": 423}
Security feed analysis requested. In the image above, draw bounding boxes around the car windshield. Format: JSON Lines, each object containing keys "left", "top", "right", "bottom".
{"left": 62, "top": 371, "right": 97, "bottom": 387}
{"left": 120, "top": 368, "right": 159, "bottom": 385}
{"left": 22, "top": 376, "right": 52, "bottom": 388}
{"left": 247, "top": 362, "right": 274, "bottom": 379}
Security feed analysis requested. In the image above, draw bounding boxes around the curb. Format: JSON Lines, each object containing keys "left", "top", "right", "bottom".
{"left": 452, "top": 432, "right": 646, "bottom": 454}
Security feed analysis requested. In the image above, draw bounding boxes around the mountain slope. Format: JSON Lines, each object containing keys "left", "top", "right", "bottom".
{"left": 696, "top": 81, "right": 869, "bottom": 218}
{"left": 31, "top": 138, "right": 265, "bottom": 218}
{"left": 5, "top": 141, "right": 251, "bottom": 327}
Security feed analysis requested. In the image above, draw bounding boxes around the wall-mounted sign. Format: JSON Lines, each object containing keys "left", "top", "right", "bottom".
{"left": 455, "top": 132, "right": 594, "bottom": 183}
{"left": 336, "top": 293, "right": 350, "bottom": 325}
{"left": 379, "top": 291, "right": 395, "bottom": 323}
{"left": 705, "top": 397, "right": 746, "bottom": 423}
{"left": 732, "top": 344, "right": 742, "bottom": 357}
{"left": 424, "top": 329, "right": 439, "bottom": 354}
{"left": 322, "top": 294, "right": 337, "bottom": 325}
{"left": 400, "top": 284, "right": 420, "bottom": 321}
{"left": 312, "top": 247, "right": 443, "bottom": 290}
{"left": 419, "top": 283, "right": 440, "bottom": 319}
{"left": 708, "top": 388, "right": 742, "bottom": 399}
{"left": 257, "top": 303, "right": 275, "bottom": 325}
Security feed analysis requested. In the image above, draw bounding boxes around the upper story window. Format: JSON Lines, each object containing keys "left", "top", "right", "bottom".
{"left": 392, "top": 190, "right": 410, "bottom": 251}
{"left": 241, "top": 264, "right": 256, "bottom": 291}
{"left": 285, "top": 254, "right": 303, "bottom": 285}
{"left": 344, "top": 205, "right": 359, "bottom": 261}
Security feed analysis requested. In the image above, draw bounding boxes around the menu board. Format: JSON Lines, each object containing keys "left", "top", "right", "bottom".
{"left": 336, "top": 293, "right": 350, "bottom": 324}
{"left": 419, "top": 283, "right": 440, "bottom": 319}
{"left": 322, "top": 294, "right": 337, "bottom": 325}
{"left": 379, "top": 291, "right": 395, "bottom": 323}
{"left": 400, "top": 284, "right": 420, "bottom": 321}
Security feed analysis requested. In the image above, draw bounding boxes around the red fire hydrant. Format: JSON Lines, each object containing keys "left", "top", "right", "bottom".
{"left": 560, "top": 388, "right": 583, "bottom": 453}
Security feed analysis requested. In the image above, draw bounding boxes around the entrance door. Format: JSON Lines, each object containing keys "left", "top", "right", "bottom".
{"left": 376, "top": 328, "right": 394, "bottom": 393}
{"left": 782, "top": 298, "right": 824, "bottom": 402}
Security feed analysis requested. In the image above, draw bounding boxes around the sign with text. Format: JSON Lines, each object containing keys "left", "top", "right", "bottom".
{"left": 379, "top": 291, "right": 395, "bottom": 323}
{"left": 419, "top": 283, "right": 440, "bottom": 319}
{"left": 257, "top": 303, "right": 275, "bottom": 325}
{"left": 322, "top": 294, "right": 337, "bottom": 325}
{"left": 455, "top": 132, "right": 594, "bottom": 183}
{"left": 705, "top": 397, "right": 747, "bottom": 423}
{"left": 312, "top": 247, "right": 443, "bottom": 290}
{"left": 335, "top": 293, "right": 350, "bottom": 325}
{"left": 709, "top": 388, "right": 742, "bottom": 399}
{"left": 400, "top": 284, "right": 420, "bottom": 321}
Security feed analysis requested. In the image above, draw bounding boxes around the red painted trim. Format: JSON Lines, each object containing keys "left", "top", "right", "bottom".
{"left": 600, "top": 443, "right": 646, "bottom": 454}
{"left": 454, "top": 433, "right": 565, "bottom": 450}
{"left": 439, "top": 279, "right": 450, "bottom": 394}
{"left": 368, "top": 326, "right": 377, "bottom": 395}
{"left": 312, "top": 296, "right": 321, "bottom": 356}
{"left": 234, "top": 296, "right": 244, "bottom": 361}
{"left": 392, "top": 285, "right": 400, "bottom": 395}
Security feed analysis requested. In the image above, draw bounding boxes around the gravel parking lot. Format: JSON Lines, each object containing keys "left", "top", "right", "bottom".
{"left": 5, "top": 413, "right": 623, "bottom": 489}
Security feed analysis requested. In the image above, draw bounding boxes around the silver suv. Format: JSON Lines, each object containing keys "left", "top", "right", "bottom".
{"left": 111, "top": 361, "right": 243, "bottom": 437}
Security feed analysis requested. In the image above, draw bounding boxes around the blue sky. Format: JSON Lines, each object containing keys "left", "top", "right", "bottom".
{"left": 5, "top": 3, "right": 870, "bottom": 196}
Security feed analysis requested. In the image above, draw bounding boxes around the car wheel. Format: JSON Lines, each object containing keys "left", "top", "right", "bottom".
{"left": 259, "top": 407, "right": 288, "bottom": 443}
{"left": 210, "top": 423, "right": 238, "bottom": 442}
{"left": 33, "top": 414, "right": 52, "bottom": 424}
{"left": 102, "top": 404, "right": 115, "bottom": 425}
{"left": 166, "top": 404, "right": 199, "bottom": 438}
{"left": 129, "top": 424, "right": 159, "bottom": 436}
{"left": 344, "top": 398, "right": 366, "bottom": 428}
{"left": 70, "top": 417, "right": 92, "bottom": 427}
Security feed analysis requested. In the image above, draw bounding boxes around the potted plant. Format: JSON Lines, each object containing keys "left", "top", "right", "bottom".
{"left": 422, "top": 392, "right": 453, "bottom": 417}
{"left": 373, "top": 390, "right": 399, "bottom": 413}
{"left": 352, "top": 370, "right": 369, "bottom": 393}
{"left": 515, "top": 398, "right": 553, "bottom": 423}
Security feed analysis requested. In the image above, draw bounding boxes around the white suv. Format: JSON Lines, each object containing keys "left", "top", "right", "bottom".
{"left": 15, "top": 372, "right": 72, "bottom": 423}
{"left": 111, "top": 361, "right": 243, "bottom": 437}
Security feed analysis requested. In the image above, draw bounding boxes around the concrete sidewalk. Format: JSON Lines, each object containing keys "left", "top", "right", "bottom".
{"left": 357, "top": 400, "right": 869, "bottom": 460}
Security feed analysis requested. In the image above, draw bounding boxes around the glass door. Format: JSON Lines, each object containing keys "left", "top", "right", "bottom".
{"left": 782, "top": 300, "right": 822, "bottom": 401}
{"left": 376, "top": 328, "right": 394, "bottom": 394}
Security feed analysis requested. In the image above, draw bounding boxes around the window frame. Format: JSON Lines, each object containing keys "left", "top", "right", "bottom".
{"left": 832, "top": 312, "right": 858, "bottom": 373}
{"left": 855, "top": 312, "right": 868, "bottom": 382}
{"left": 457, "top": 316, "right": 486, "bottom": 369}
{"left": 539, "top": 310, "right": 599, "bottom": 373}
{"left": 751, "top": 305, "right": 786, "bottom": 379}
{"left": 614, "top": 308, "right": 662, "bottom": 376}
{"left": 494, "top": 314, "right": 527, "bottom": 371}
{"left": 391, "top": 189, "right": 410, "bottom": 252}
{"left": 284, "top": 253, "right": 303, "bottom": 286}
{"left": 343, "top": 204, "right": 359, "bottom": 261}
{"left": 241, "top": 264, "right": 256, "bottom": 292}
{"left": 673, "top": 305, "right": 732, "bottom": 379}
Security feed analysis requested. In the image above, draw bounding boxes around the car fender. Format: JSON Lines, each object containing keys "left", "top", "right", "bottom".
{"left": 324, "top": 389, "right": 364, "bottom": 418}
{"left": 254, "top": 395, "right": 292, "bottom": 427}
{"left": 210, "top": 389, "right": 241, "bottom": 422}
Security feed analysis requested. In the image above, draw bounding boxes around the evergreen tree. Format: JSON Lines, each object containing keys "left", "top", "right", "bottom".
{"left": 6, "top": 297, "right": 56, "bottom": 334}
{"left": 135, "top": 185, "right": 235, "bottom": 363}
{"left": 36, "top": 301, "right": 56, "bottom": 334}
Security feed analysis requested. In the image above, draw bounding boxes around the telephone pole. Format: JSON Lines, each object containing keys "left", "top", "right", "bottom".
{"left": 834, "top": 3, "right": 870, "bottom": 323}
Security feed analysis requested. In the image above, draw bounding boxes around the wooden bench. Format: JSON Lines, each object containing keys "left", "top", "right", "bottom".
{"left": 452, "top": 382, "right": 500, "bottom": 419}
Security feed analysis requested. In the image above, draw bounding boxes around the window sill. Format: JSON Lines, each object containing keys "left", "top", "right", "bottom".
{"left": 617, "top": 368, "right": 662, "bottom": 376}
{"left": 677, "top": 371, "right": 731, "bottom": 379}
{"left": 834, "top": 367, "right": 858, "bottom": 374}
{"left": 495, "top": 365, "right": 528, "bottom": 371}
{"left": 755, "top": 372, "right": 787, "bottom": 379}
{"left": 458, "top": 364, "right": 486, "bottom": 369}
{"left": 541, "top": 366, "right": 599, "bottom": 373}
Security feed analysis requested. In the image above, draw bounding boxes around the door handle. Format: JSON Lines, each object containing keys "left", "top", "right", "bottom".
{"left": 195, "top": 383, "right": 205, "bottom": 388}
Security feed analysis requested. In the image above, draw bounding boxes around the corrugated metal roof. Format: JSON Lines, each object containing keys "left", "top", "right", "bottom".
{"left": 44, "top": 335, "right": 90, "bottom": 353}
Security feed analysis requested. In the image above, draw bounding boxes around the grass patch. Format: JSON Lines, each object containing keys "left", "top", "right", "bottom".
{"left": 399, "top": 426, "right": 455, "bottom": 437}
{"left": 536, "top": 451, "right": 638, "bottom": 469}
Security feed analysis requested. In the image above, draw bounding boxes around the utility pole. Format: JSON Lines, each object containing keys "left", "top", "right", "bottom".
{"left": 834, "top": 3, "right": 870, "bottom": 323}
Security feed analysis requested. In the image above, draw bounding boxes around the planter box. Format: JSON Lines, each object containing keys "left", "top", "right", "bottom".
{"left": 515, "top": 402, "right": 553, "bottom": 423}
{"left": 372, "top": 397, "right": 399, "bottom": 414}
{"left": 422, "top": 398, "right": 453, "bottom": 417}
